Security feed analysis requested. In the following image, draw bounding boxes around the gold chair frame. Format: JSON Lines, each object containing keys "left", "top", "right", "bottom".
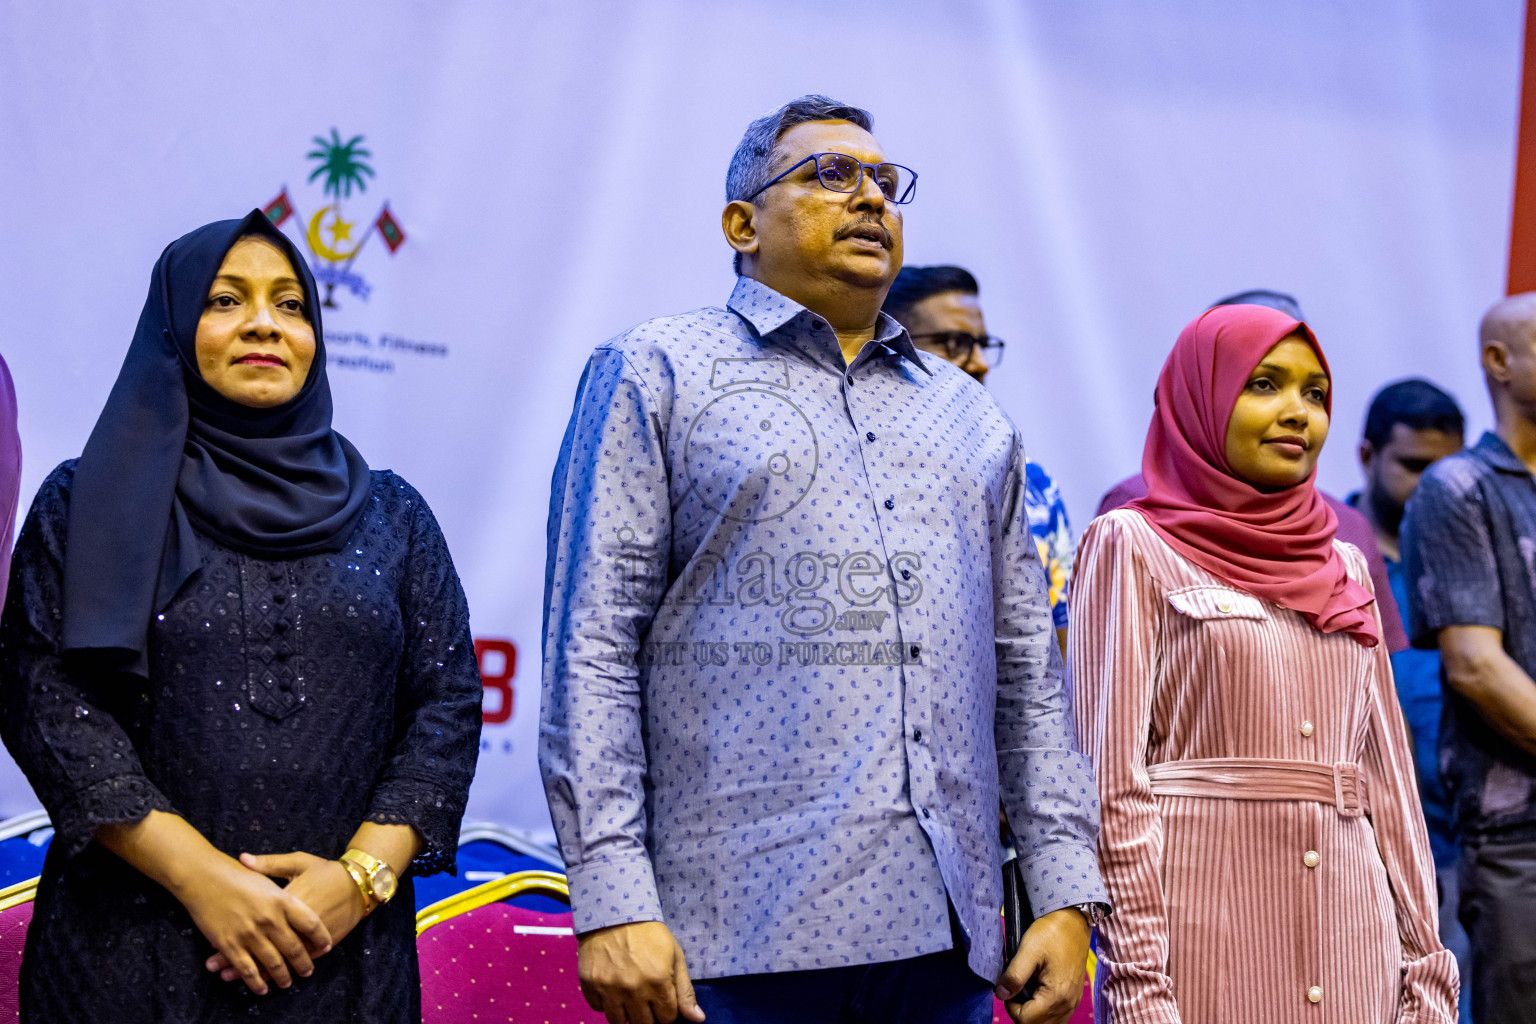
{"left": 415, "top": 869, "right": 569, "bottom": 936}
{"left": 0, "top": 877, "right": 37, "bottom": 914}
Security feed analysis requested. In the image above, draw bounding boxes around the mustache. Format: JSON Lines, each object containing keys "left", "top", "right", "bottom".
{"left": 834, "top": 217, "right": 893, "bottom": 249}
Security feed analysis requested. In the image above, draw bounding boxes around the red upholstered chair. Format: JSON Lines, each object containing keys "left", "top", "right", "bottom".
{"left": 992, "top": 949, "right": 1096, "bottom": 1023}
{"left": 417, "top": 869, "right": 604, "bottom": 1024}
{"left": 0, "top": 877, "right": 39, "bottom": 1021}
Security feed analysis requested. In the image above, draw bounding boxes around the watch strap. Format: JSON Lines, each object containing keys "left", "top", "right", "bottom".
{"left": 340, "top": 849, "right": 395, "bottom": 912}
{"left": 338, "top": 855, "right": 376, "bottom": 915}
{"left": 1074, "top": 902, "right": 1108, "bottom": 928}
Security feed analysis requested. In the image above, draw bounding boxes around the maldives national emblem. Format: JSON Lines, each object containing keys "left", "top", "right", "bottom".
{"left": 263, "top": 128, "right": 407, "bottom": 309}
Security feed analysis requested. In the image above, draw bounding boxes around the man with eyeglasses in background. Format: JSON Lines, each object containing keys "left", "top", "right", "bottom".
{"left": 882, "top": 267, "right": 1073, "bottom": 654}
{"left": 541, "top": 95, "right": 1106, "bottom": 1024}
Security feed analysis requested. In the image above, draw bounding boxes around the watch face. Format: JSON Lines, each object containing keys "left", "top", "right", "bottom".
{"left": 371, "top": 863, "right": 398, "bottom": 902}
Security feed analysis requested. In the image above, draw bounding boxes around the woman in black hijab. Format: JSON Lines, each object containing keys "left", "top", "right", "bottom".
{"left": 0, "top": 211, "right": 483, "bottom": 1022}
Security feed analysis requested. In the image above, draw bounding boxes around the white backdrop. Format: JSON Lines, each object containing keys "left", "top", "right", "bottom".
{"left": 0, "top": 0, "right": 1523, "bottom": 840}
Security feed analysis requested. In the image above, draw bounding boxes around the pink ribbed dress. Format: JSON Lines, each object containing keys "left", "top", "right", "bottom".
{"left": 1070, "top": 509, "right": 1458, "bottom": 1024}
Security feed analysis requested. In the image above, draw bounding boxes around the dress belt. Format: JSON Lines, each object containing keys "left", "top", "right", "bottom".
{"left": 1145, "top": 757, "right": 1371, "bottom": 817}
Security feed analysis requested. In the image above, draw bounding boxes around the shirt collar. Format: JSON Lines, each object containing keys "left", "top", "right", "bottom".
{"left": 1472, "top": 430, "right": 1531, "bottom": 476}
{"left": 727, "top": 276, "right": 932, "bottom": 375}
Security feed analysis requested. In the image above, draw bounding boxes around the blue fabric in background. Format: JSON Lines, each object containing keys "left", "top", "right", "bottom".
{"left": 1386, "top": 558, "right": 1458, "bottom": 868}
{"left": 0, "top": 829, "right": 51, "bottom": 889}
{"left": 413, "top": 839, "right": 568, "bottom": 914}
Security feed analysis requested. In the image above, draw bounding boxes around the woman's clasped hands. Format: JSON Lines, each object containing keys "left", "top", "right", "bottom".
{"left": 96, "top": 811, "right": 368, "bottom": 997}
{"left": 198, "top": 851, "right": 370, "bottom": 992}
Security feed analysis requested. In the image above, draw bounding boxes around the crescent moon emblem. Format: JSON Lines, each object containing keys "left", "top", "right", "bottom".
{"left": 306, "top": 204, "right": 360, "bottom": 263}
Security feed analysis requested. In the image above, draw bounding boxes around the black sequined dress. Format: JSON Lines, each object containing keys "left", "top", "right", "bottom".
{"left": 0, "top": 463, "right": 483, "bottom": 1023}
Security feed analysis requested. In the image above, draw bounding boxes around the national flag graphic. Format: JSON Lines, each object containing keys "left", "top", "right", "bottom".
{"left": 267, "top": 131, "right": 408, "bottom": 310}
{"left": 263, "top": 189, "right": 295, "bottom": 228}
{"left": 375, "top": 205, "right": 406, "bottom": 253}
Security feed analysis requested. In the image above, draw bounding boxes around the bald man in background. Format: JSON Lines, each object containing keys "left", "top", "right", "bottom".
{"left": 1402, "top": 292, "right": 1536, "bottom": 1023}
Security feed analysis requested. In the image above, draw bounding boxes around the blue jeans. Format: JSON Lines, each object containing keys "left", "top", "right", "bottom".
{"left": 692, "top": 944, "right": 994, "bottom": 1024}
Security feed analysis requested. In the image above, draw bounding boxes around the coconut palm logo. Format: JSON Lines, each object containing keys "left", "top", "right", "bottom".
{"left": 309, "top": 129, "right": 374, "bottom": 199}
{"left": 262, "top": 128, "right": 408, "bottom": 309}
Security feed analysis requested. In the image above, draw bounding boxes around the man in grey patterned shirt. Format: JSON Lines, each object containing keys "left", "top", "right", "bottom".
{"left": 1402, "top": 292, "right": 1536, "bottom": 1024}
{"left": 540, "top": 95, "right": 1106, "bottom": 1024}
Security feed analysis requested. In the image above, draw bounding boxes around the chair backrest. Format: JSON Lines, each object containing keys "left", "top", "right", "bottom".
{"left": 412, "top": 836, "right": 565, "bottom": 913}
{"left": 418, "top": 870, "right": 603, "bottom": 1024}
{"left": 455, "top": 821, "right": 562, "bottom": 868}
{"left": 0, "top": 813, "right": 50, "bottom": 845}
{"left": 0, "top": 878, "right": 39, "bottom": 1021}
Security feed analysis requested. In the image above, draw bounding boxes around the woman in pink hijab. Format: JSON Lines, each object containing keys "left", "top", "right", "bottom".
{"left": 1070, "top": 305, "right": 1457, "bottom": 1023}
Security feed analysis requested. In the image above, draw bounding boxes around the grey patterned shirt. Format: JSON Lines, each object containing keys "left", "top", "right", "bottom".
{"left": 539, "top": 277, "right": 1105, "bottom": 981}
{"left": 1403, "top": 430, "right": 1536, "bottom": 841}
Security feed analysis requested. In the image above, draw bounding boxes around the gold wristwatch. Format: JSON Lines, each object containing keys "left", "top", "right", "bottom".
{"left": 339, "top": 849, "right": 398, "bottom": 915}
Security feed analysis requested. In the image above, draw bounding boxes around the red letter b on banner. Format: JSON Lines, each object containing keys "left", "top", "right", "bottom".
{"left": 475, "top": 638, "right": 517, "bottom": 725}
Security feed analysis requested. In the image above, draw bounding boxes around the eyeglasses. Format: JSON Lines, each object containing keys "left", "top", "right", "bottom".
{"left": 746, "top": 152, "right": 919, "bottom": 205}
{"left": 910, "top": 332, "right": 1006, "bottom": 367}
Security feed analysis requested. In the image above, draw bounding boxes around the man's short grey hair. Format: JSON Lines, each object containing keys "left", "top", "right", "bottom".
{"left": 725, "top": 94, "right": 874, "bottom": 273}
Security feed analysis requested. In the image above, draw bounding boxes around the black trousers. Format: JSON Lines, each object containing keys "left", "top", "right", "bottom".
{"left": 690, "top": 943, "right": 994, "bottom": 1024}
{"left": 1459, "top": 837, "right": 1536, "bottom": 1023}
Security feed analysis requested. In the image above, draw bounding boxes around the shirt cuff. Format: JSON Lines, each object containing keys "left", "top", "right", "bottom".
{"left": 566, "top": 849, "right": 666, "bottom": 935}
{"left": 54, "top": 774, "right": 177, "bottom": 859}
{"left": 365, "top": 774, "right": 467, "bottom": 877}
{"left": 1018, "top": 841, "right": 1111, "bottom": 918}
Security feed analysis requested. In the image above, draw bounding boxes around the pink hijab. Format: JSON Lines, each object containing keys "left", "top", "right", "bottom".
{"left": 1127, "top": 304, "right": 1380, "bottom": 647}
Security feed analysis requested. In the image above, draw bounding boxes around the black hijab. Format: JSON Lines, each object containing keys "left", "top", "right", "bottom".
{"left": 63, "top": 210, "right": 371, "bottom": 674}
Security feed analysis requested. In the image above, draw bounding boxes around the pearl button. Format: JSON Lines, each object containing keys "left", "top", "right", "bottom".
{"left": 1307, "top": 986, "right": 1323, "bottom": 1003}
{"left": 1215, "top": 598, "right": 1233, "bottom": 614}
{"left": 1304, "top": 850, "right": 1319, "bottom": 868}
{"left": 1300, "top": 720, "right": 1314, "bottom": 737}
